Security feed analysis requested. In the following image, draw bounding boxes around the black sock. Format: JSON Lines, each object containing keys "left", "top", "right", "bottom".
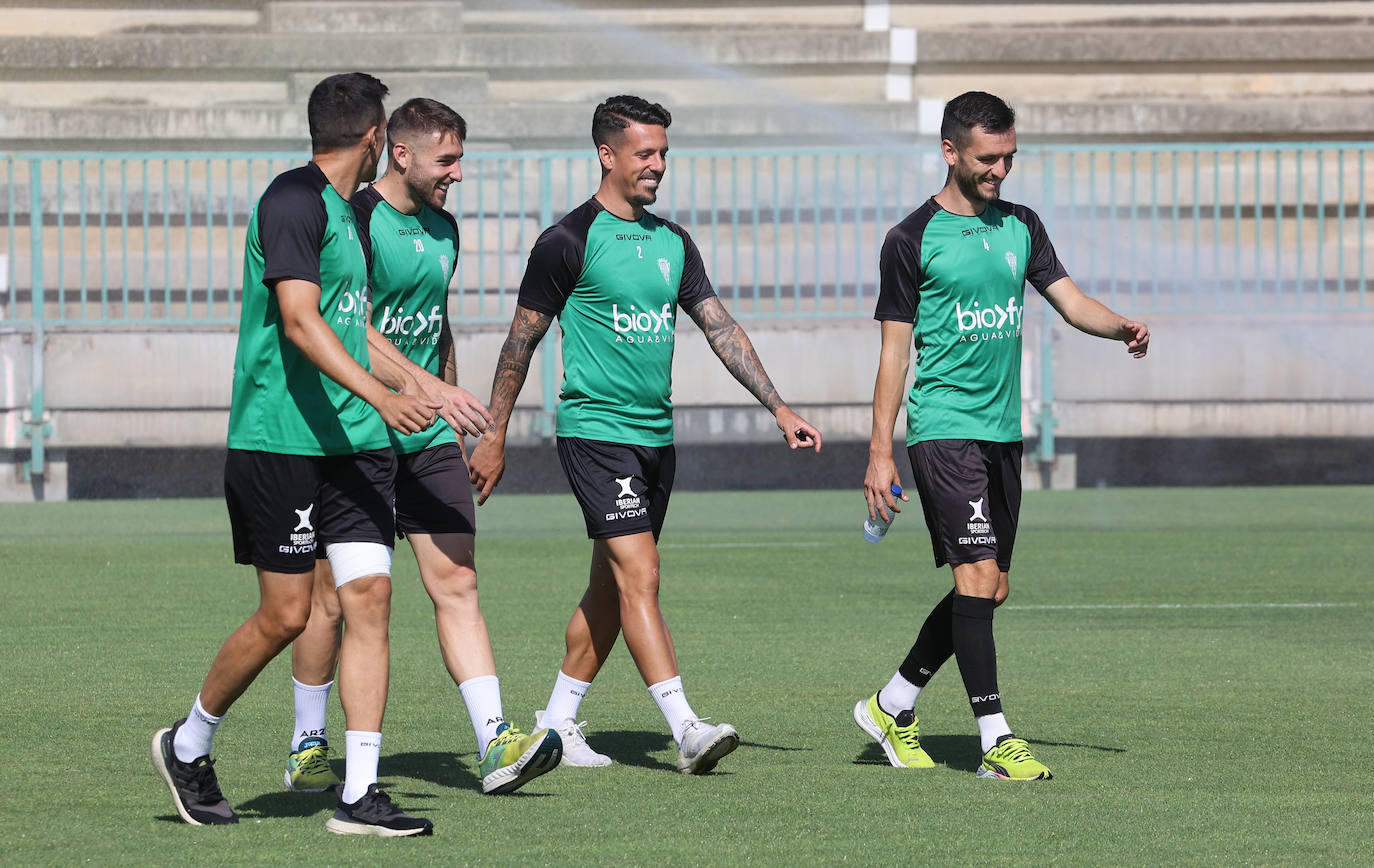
{"left": 951, "top": 593, "right": 1002, "bottom": 717}
{"left": 897, "top": 589, "right": 955, "bottom": 688}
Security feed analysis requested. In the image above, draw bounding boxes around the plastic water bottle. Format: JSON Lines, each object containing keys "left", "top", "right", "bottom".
{"left": 862, "top": 484, "right": 903, "bottom": 543}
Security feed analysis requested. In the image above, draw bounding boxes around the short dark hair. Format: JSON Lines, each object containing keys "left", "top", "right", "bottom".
{"left": 307, "top": 72, "right": 389, "bottom": 152}
{"left": 387, "top": 98, "right": 468, "bottom": 153}
{"left": 940, "top": 91, "right": 1015, "bottom": 148}
{"left": 592, "top": 95, "right": 672, "bottom": 147}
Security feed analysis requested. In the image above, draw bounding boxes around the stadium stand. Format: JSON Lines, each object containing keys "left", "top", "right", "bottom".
{"left": 2, "top": 1, "right": 1372, "bottom": 499}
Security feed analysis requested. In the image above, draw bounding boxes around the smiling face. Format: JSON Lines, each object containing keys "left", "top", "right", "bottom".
{"left": 598, "top": 122, "right": 668, "bottom": 214}
{"left": 943, "top": 125, "right": 1017, "bottom": 209}
{"left": 395, "top": 129, "right": 464, "bottom": 211}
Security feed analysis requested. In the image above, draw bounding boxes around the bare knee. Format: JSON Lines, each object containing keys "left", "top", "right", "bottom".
{"left": 258, "top": 598, "right": 311, "bottom": 644}
{"left": 427, "top": 564, "right": 479, "bottom": 610}
{"left": 338, "top": 574, "right": 393, "bottom": 625}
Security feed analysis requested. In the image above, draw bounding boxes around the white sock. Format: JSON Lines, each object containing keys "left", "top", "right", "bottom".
{"left": 173, "top": 695, "right": 222, "bottom": 763}
{"left": 877, "top": 672, "right": 921, "bottom": 716}
{"left": 544, "top": 670, "right": 592, "bottom": 724}
{"left": 291, "top": 677, "right": 332, "bottom": 751}
{"left": 648, "top": 676, "right": 698, "bottom": 745}
{"left": 458, "top": 675, "right": 504, "bottom": 757}
{"left": 341, "top": 730, "right": 381, "bottom": 805}
{"left": 977, "top": 712, "right": 1012, "bottom": 754}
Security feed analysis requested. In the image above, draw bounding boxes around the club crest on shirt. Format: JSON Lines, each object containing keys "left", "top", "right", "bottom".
{"left": 657, "top": 258, "right": 672, "bottom": 286}
{"left": 1005, "top": 251, "right": 1018, "bottom": 277}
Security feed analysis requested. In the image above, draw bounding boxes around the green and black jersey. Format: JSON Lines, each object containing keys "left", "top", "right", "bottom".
{"left": 875, "top": 197, "right": 1067, "bottom": 445}
{"left": 227, "top": 162, "right": 388, "bottom": 456}
{"left": 517, "top": 198, "right": 716, "bottom": 446}
{"left": 352, "top": 185, "right": 459, "bottom": 455}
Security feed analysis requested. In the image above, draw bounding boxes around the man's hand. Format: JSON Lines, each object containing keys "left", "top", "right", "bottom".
{"left": 1120, "top": 320, "right": 1150, "bottom": 358}
{"left": 863, "top": 452, "right": 908, "bottom": 523}
{"left": 414, "top": 376, "right": 493, "bottom": 438}
{"left": 775, "top": 406, "right": 822, "bottom": 453}
{"left": 375, "top": 391, "right": 442, "bottom": 435}
{"left": 468, "top": 435, "right": 506, "bottom": 505}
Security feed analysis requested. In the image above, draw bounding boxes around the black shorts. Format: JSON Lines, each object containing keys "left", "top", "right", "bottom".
{"left": 907, "top": 439, "right": 1022, "bottom": 572}
{"left": 225, "top": 448, "right": 397, "bottom": 573}
{"left": 556, "top": 437, "right": 675, "bottom": 541}
{"left": 395, "top": 442, "right": 476, "bottom": 537}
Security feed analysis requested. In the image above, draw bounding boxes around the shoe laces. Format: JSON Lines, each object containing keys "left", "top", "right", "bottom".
{"left": 557, "top": 719, "right": 593, "bottom": 746}
{"left": 893, "top": 721, "right": 921, "bottom": 750}
{"left": 992, "top": 737, "right": 1033, "bottom": 762}
{"left": 295, "top": 745, "right": 332, "bottom": 776}
{"left": 183, "top": 757, "right": 227, "bottom": 804}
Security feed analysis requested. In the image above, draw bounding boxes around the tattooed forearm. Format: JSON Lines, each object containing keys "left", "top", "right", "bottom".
{"left": 689, "top": 297, "right": 784, "bottom": 413}
{"left": 487, "top": 306, "right": 553, "bottom": 430}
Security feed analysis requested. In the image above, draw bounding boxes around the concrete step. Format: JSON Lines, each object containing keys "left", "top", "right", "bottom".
{"left": 265, "top": 1, "right": 465, "bottom": 34}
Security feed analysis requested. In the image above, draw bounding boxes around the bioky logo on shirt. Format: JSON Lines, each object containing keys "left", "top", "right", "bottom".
{"left": 953, "top": 296, "right": 1022, "bottom": 344}
{"left": 378, "top": 303, "right": 443, "bottom": 347}
{"left": 610, "top": 303, "right": 674, "bottom": 344}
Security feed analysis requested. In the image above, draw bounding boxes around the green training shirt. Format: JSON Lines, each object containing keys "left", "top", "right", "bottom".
{"left": 227, "top": 162, "right": 389, "bottom": 456}
{"left": 517, "top": 198, "right": 716, "bottom": 446}
{"left": 874, "top": 197, "right": 1068, "bottom": 445}
{"left": 352, "top": 185, "right": 459, "bottom": 455}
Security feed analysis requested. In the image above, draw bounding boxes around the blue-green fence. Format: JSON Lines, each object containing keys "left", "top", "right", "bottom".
{"left": 3, "top": 143, "right": 1372, "bottom": 475}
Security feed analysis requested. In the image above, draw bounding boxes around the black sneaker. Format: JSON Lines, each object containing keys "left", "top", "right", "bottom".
{"left": 325, "top": 784, "right": 433, "bottom": 837}
{"left": 150, "top": 719, "right": 238, "bottom": 825}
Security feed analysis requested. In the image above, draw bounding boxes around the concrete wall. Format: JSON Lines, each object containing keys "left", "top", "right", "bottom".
{"left": 3, "top": 307, "right": 1370, "bottom": 498}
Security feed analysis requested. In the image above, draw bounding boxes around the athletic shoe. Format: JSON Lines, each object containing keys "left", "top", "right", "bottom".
{"left": 853, "top": 693, "right": 935, "bottom": 769}
{"left": 478, "top": 722, "right": 562, "bottom": 794}
{"left": 325, "top": 784, "right": 433, "bottom": 837}
{"left": 534, "top": 710, "right": 612, "bottom": 767}
{"left": 977, "top": 734, "right": 1053, "bottom": 780}
{"left": 675, "top": 718, "right": 739, "bottom": 775}
{"left": 150, "top": 719, "right": 238, "bottom": 826}
{"left": 284, "top": 736, "right": 340, "bottom": 792}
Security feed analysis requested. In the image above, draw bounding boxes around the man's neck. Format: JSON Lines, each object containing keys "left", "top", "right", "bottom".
{"left": 312, "top": 150, "right": 368, "bottom": 201}
{"left": 372, "top": 171, "right": 421, "bottom": 216}
{"left": 933, "top": 182, "right": 985, "bottom": 218}
{"left": 594, "top": 186, "right": 642, "bottom": 221}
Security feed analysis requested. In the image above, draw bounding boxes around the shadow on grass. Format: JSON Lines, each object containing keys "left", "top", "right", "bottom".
{"left": 386, "top": 750, "right": 482, "bottom": 793}
{"left": 595, "top": 728, "right": 674, "bottom": 770}
{"left": 855, "top": 735, "right": 1125, "bottom": 773}
{"left": 235, "top": 789, "right": 337, "bottom": 820}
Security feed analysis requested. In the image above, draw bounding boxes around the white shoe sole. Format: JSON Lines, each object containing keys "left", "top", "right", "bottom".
{"left": 852, "top": 700, "right": 911, "bottom": 769}
{"left": 284, "top": 767, "right": 335, "bottom": 792}
{"left": 325, "top": 812, "right": 432, "bottom": 837}
{"left": 676, "top": 724, "right": 739, "bottom": 774}
{"left": 151, "top": 727, "right": 203, "bottom": 826}
{"left": 481, "top": 729, "right": 563, "bottom": 794}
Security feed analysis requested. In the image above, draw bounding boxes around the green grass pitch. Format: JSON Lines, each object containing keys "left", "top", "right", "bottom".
{"left": 1, "top": 486, "right": 1371, "bottom": 865}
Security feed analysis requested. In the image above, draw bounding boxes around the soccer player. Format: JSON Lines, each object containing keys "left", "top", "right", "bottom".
{"left": 151, "top": 73, "right": 439, "bottom": 836}
{"left": 855, "top": 91, "right": 1149, "bottom": 780}
{"left": 283, "top": 97, "right": 562, "bottom": 797}
{"left": 468, "top": 95, "right": 822, "bottom": 774}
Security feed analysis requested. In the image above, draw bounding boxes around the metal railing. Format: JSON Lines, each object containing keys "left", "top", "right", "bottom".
{"left": 3, "top": 143, "right": 1372, "bottom": 479}
{"left": 5, "top": 142, "right": 1370, "bottom": 327}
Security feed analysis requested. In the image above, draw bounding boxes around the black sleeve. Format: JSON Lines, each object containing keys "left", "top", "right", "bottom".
{"left": 259, "top": 177, "right": 327, "bottom": 287}
{"left": 874, "top": 226, "right": 921, "bottom": 323}
{"left": 1016, "top": 204, "right": 1069, "bottom": 293}
{"left": 516, "top": 222, "right": 584, "bottom": 316}
{"left": 669, "top": 223, "right": 717, "bottom": 312}
{"left": 435, "top": 207, "right": 461, "bottom": 256}
{"left": 351, "top": 186, "right": 382, "bottom": 276}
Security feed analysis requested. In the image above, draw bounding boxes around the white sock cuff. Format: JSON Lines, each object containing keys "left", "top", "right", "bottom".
{"left": 292, "top": 677, "right": 333, "bottom": 693}
{"left": 557, "top": 670, "right": 593, "bottom": 690}
{"left": 458, "top": 674, "right": 499, "bottom": 691}
{"left": 647, "top": 675, "right": 684, "bottom": 696}
{"left": 192, "top": 694, "right": 223, "bottom": 726}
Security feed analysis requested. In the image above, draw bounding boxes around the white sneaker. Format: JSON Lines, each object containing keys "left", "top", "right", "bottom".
{"left": 534, "top": 710, "right": 612, "bottom": 767}
{"left": 675, "top": 718, "right": 739, "bottom": 775}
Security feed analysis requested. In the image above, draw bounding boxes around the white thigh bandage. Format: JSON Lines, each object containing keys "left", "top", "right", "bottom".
{"left": 325, "top": 542, "right": 393, "bottom": 588}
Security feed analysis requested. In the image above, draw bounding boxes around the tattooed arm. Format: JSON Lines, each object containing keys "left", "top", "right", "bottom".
{"left": 687, "top": 296, "right": 822, "bottom": 452}
{"left": 468, "top": 304, "right": 555, "bottom": 503}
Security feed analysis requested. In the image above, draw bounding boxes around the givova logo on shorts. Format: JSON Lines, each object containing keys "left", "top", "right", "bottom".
{"left": 958, "top": 497, "right": 996, "bottom": 546}
{"left": 280, "top": 504, "right": 317, "bottom": 555}
{"left": 605, "top": 476, "right": 647, "bottom": 522}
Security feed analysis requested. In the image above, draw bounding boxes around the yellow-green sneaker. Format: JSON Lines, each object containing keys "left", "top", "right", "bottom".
{"left": 285, "top": 736, "right": 340, "bottom": 792}
{"left": 853, "top": 693, "right": 934, "bottom": 769}
{"left": 977, "top": 735, "right": 1053, "bottom": 780}
{"left": 478, "top": 723, "right": 562, "bottom": 794}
